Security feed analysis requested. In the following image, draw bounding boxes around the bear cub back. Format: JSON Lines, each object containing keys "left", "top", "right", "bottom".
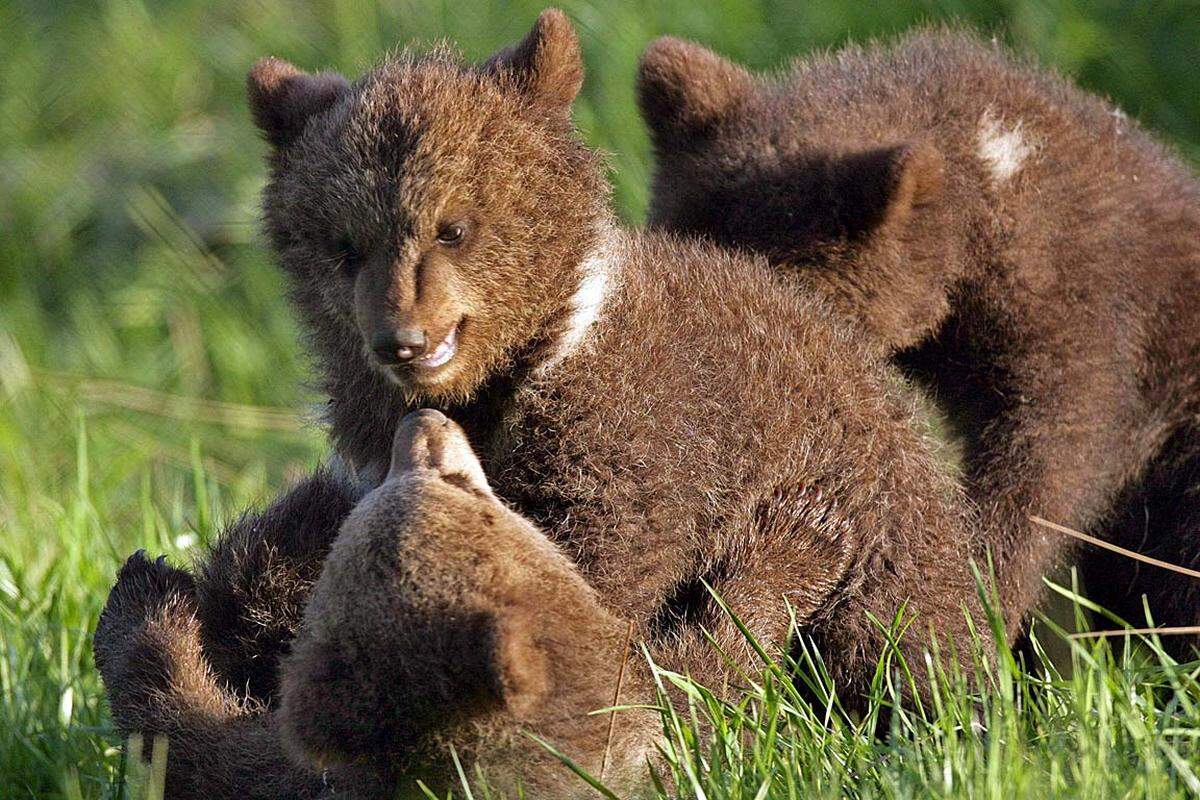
{"left": 637, "top": 29, "right": 1200, "bottom": 637}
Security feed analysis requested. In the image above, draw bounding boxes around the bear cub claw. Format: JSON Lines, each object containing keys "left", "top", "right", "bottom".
{"left": 95, "top": 551, "right": 198, "bottom": 651}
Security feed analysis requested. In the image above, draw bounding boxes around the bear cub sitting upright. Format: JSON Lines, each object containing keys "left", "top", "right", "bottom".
{"left": 96, "top": 12, "right": 988, "bottom": 799}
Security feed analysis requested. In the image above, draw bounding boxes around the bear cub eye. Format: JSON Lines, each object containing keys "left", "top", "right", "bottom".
{"left": 335, "top": 237, "right": 363, "bottom": 278}
{"left": 436, "top": 222, "right": 468, "bottom": 247}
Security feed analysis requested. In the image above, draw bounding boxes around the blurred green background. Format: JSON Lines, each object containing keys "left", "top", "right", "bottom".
{"left": 1, "top": 0, "right": 1198, "bottom": 796}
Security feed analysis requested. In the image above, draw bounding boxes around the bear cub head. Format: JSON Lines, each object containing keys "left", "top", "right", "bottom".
{"left": 635, "top": 37, "right": 951, "bottom": 338}
{"left": 248, "top": 10, "right": 610, "bottom": 405}
{"left": 633, "top": 36, "right": 969, "bottom": 350}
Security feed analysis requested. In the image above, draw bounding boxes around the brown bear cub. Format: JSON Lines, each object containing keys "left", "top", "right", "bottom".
{"left": 95, "top": 12, "right": 986, "bottom": 798}
{"left": 637, "top": 30, "right": 1200, "bottom": 643}
{"left": 97, "top": 410, "right": 649, "bottom": 798}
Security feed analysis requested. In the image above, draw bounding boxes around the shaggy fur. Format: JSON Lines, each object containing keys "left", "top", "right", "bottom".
{"left": 279, "top": 411, "right": 654, "bottom": 796}
{"left": 95, "top": 12, "right": 986, "bottom": 797}
{"left": 637, "top": 30, "right": 1200, "bottom": 642}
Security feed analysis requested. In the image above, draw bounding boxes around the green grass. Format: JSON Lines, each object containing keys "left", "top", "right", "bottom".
{"left": 2, "top": 0, "right": 1199, "bottom": 797}
{"left": 634, "top": 596, "right": 1200, "bottom": 800}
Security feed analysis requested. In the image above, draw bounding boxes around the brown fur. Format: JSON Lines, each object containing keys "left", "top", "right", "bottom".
{"left": 194, "top": 462, "right": 367, "bottom": 704}
{"left": 93, "top": 553, "right": 327, "bottom": 798}
{"left": 637, "top": 30, "right": 1200, "bottom": 642}
{"left": 280, "top": 411, "right": 653, "bottom": 796}
{"left": 94, "top": 12, "right": 988, "bottom": 797}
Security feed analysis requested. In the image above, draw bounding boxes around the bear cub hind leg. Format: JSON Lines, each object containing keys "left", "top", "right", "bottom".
{"left": 279, "top": 410, "right": 655, "bottom": 797}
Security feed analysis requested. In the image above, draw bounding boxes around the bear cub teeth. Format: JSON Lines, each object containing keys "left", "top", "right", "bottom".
{"left": 413, "top": 323, "right": 459, "bottom": 369}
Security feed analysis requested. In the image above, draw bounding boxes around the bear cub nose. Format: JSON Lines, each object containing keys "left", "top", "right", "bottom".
{"left": 372, "top": 328, "right": 427, "bottom": 365}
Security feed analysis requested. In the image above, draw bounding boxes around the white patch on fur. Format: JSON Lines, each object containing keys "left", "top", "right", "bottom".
{"left": 537, "top": 230, "right": 620, "bottom": 375}
{"left": 977, "top": 111, "right": 1034, "bottom": 185}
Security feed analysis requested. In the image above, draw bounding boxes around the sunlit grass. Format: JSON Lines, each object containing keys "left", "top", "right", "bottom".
{"left": 534, "top": 581, "right": 1200, "bottom": 800}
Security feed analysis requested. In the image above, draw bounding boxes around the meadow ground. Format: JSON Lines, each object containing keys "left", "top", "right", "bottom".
{"left": 3, "top": 1, "right": 1200, "bottom": 797}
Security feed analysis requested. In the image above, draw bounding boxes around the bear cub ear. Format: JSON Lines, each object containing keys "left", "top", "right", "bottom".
{"left": 637, "top": 37, "right": 754, "bottom": 146}
{"left": 247, "top": 57, "right": 349, "bottom": 149}
{"left": 483, "top": 8, "right": 583, "bottom": 111}
{"left": 831, "top": 141, "right": 945, "bottom": 236}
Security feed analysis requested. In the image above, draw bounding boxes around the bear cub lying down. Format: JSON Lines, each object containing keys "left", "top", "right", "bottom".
{"left": 94, "top": 11, "right": 986, "bottom": 798}
{"left": 97, "top": 411, "right": 642, "bottom": 798}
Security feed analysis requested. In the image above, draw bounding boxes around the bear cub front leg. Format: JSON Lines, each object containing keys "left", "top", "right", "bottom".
{"left": 94, "top": 552, "right": 328, "bottom": 799}
{"left": 279, "top": 410, "right": 655, "bottom": 796}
